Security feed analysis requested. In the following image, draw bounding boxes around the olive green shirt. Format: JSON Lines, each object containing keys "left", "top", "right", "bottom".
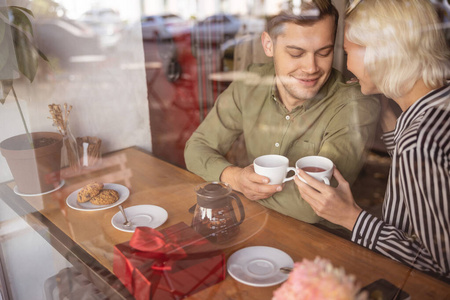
{"left": 185, "top": 63, "right": 380, "bottom": 223}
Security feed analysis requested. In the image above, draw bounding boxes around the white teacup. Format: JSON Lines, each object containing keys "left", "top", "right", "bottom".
{"left": 295, "top": 156, "right": 334, "bottom": 185}
{"left": 253, "top": 155, "right": 296, "bottom": 185}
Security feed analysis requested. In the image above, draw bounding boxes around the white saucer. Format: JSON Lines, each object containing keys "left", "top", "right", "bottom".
{"left": 227, "top": 246, "right": 294, "bottom": 287}
{"left": 111, "top": 204, "right": 168, "bottom": 232}
{"left": 14, "top": 180, "right": 65, "bottom": 197}
{"left": 66, "top": 183, "right": 130, "bottom": 211}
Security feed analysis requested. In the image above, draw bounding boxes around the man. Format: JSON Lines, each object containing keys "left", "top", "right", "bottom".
{"left": 184, "top": 0, "right": 380, "bottom": 225}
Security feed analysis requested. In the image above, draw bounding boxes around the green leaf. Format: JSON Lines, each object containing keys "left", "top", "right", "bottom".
{"left": 9, "top": 6, "right": 34, "bottom": 17}
{"left": 37, "top": 48, "right": 49, "bottom": 62}
{"left": 10, "top": 6, "right": 33, "bottom": 36}
{"left": 0, "top": 20, "right": 7, "bottom": 71}
{"left": 0, "top": 79, "right": 13, "bottom": 104}
{"left": 0, "top": 7, "right": 8, "bottom": 19}
{"left": 0, "top": 39, "right": 9, "bottom": 74}
{"left": 11, "top": 25, "right": 38, "bottom": 82}
{"left": 0, "top": 15, "right": 19, "bottom": 82}
{"left": 0, "top": 16, "right": 5, "bottom": 41}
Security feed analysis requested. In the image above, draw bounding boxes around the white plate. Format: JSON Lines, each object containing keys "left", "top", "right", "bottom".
{"left": 111, "top": 205, "right": 168, "bottom": 232}
{"left": 14, "top": 180, "right": 65, "bottom": 197}
{"left": 66, "top": 183, "right": 130, "bottom": 211}
{"left": 227, "top": 246, "right": 294, "bottom": 287}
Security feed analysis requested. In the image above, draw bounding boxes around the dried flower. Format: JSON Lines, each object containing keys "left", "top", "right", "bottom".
{"left": 48, "top": 103, "right": 80, "bottom": 172}
{"left": 48, "top": 103, "right": 72, "bottom": 136}
{"left": 272, "top": 257, "right": 368, "bottom": 300}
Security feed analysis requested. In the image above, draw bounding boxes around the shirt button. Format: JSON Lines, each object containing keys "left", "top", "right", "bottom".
{"left": 275, "top": 143, "right": 280, "bottom": 147}
{"left": 285, "top": 115, "right": 290, "bottom": 120}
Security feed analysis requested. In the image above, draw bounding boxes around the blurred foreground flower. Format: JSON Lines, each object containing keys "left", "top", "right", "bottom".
{"left": 272, "top": 257, "right": 368, "bottom": 300}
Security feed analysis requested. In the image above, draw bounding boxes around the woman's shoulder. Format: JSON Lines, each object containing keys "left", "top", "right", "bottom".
{"left": 398, "top": 102, "right": 450, "bottom": 155}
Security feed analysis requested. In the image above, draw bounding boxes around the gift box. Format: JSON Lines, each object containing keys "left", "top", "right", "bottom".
{"left": 113, "top": 222, "right": 226, "bottom": 300}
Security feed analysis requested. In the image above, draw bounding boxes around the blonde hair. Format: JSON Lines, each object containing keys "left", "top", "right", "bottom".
{"left": 345, "top": 0, "right": 450, "bottom": 99}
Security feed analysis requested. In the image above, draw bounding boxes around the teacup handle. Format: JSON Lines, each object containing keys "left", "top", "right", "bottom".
{"left": 297, "top": 173, "right": 331, "bottom": 186}
{"left": 283, "top": 167, "right": 297, "bottom": 183}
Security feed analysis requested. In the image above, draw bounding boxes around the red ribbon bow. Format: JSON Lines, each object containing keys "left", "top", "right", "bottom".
{"left": 128, "top": 227, "right": 190, "bottom": 298}
{"left": 130, "top": 227, "right": 187, "bottom": 264}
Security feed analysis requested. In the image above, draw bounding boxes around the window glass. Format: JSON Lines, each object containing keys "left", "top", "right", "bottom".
{"left": 0, "top": 0, "right": 449, "bottom": 299}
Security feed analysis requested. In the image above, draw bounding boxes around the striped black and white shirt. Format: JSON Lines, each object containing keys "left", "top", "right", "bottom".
{"left": 351, "top": 84, "right": 450, "bottom": 282}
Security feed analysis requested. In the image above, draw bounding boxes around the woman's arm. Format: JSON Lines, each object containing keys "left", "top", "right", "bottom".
{"left": 353, "top": 134, "right": 450, "bottom": 280}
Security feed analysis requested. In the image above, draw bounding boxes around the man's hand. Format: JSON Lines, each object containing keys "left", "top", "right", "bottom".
{"left": 220, "top": 165, "right": 283, "bottom": 201}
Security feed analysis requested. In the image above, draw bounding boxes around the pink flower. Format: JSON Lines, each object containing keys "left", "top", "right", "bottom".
{"left": 272, "top": 257, "right": 368, "bottom": 300}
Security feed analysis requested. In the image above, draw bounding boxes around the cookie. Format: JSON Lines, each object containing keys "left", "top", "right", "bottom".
{"left": 90, "top": 189, "right": 119, "bottom": 205}
{"left": 77, "top": 182, "right": 104, "bottom": 203}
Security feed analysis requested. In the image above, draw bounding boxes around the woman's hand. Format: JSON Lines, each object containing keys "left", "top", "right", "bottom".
{"left": 294, "top": 167, "right": 362, "bottom": 231}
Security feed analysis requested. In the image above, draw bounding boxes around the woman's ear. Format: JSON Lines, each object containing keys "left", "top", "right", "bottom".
{"left": 261, "top": 32, "right": 274, "bottom": 57}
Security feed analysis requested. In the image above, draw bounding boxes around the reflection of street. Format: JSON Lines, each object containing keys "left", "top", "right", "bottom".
{"left": 144, "top": 34, "right": 230, "bottom": 168}
{"left": 141, "top": 14, "right": 267, "bottom": 168}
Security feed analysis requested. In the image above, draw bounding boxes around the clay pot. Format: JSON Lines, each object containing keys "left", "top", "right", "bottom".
{"left": 0, "top": 132, "right": 63, "bottom": 194}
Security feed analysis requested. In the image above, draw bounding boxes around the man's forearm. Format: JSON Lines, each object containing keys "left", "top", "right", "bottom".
{"left": 220, "top": 165, "right": 241, "bottom": 192}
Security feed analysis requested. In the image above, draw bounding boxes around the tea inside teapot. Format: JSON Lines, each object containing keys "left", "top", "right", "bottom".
{"left": 191, "top": 182, "right": 245, "bottom": 243}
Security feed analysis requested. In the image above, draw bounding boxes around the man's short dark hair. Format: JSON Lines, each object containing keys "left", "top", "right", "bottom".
{"left": 267, "top": 0, "right": 339, "bottom": 41}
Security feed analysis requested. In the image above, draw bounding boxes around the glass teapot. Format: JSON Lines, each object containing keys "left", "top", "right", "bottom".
{"left": 191, "top": 182, "right": 245, "bottom": 244}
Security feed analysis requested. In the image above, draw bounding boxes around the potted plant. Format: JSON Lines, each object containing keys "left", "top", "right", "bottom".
{"left": 0, "top": 5, "right": 63, "bottom": 195}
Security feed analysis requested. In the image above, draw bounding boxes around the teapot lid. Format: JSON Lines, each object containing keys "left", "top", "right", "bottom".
{"left": 195, "top": 182, "right": 234, "bottom": 208}
{"left": 195, "top": 181, "right": 232, "bottom": 199}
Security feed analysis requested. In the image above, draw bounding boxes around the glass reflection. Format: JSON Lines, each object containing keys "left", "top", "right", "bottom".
{"left": 0, "top": 0, "right": 449, "bottom": 299}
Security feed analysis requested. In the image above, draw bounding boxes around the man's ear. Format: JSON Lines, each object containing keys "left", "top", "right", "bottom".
{"left": 261, "top": 32, "right": 274, "bottom": 57}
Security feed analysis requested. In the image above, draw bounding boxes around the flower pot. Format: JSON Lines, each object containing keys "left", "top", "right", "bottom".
{"left": 0, "top": 132, "right": 63, "bottom": 194}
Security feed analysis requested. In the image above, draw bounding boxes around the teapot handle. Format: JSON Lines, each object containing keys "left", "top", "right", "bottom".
{"left": 188, "top": 203, "right": 196, "bottom": 214}
{"left": 230, "top": 192, "right": 245, "bottom": 226}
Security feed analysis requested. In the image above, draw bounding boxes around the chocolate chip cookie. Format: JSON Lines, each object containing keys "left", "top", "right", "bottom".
{"left": 90, "top": 189, "right": 119, "bottom": 205}
{"left": 77, "top": 182, "right": 104, "bottom": 203}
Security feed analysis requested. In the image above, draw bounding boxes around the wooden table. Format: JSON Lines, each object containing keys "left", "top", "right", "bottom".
{"left": 1, "top": 147, "right": 449, "bottom": 299}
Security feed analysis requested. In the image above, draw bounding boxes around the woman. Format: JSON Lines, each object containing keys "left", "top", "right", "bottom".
{"left": 295, "top": 0, "right": 450, "bottom": 282}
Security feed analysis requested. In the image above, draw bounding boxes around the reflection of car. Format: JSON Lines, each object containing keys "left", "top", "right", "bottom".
{"left": 220, "top": 33, "right": 271, "bottom": 72}
{"left": 34, "top": 18, "right": 102, "bottom": 68}
{"left": 141, "top": 14, "right": 191, "bottom": 41}
{"left": 78, "top": 8, "right": 125, "bottom": 49}
{"left": 191, "top": 13, "right": 241, "bottom": 45}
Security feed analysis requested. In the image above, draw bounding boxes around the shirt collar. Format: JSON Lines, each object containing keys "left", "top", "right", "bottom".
{"left": 394, "top": 83, "right": 450, "bottom": 140}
